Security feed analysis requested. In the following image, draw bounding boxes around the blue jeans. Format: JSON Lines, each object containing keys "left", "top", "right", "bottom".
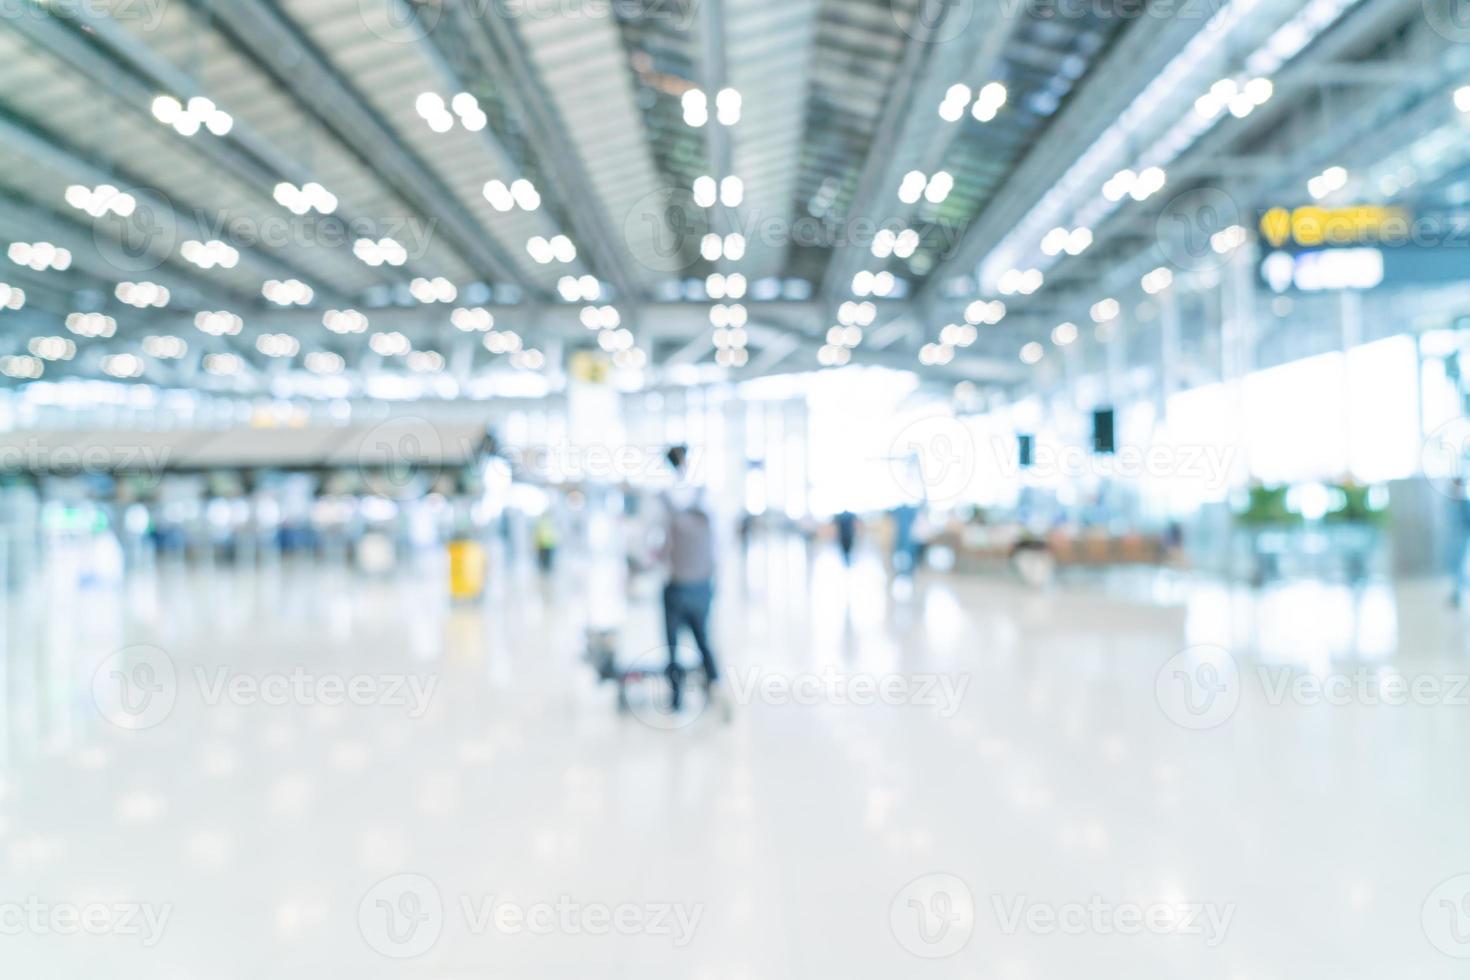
{"left": 663, "top": 580, "right": 718, "bottom": 704}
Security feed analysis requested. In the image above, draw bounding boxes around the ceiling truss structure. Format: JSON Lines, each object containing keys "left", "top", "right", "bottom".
{"left": 0, "top": 0, "right": 1457, "bottom": 399}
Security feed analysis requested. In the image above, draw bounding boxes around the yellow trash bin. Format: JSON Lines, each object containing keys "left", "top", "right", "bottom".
{"left": 448, "top": 538, "right": 486, "bottom": 601}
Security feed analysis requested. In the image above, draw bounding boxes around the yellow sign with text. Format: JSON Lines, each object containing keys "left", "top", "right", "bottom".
{"left": 1259, "top": 205, "right": 1411, "bottom": 248}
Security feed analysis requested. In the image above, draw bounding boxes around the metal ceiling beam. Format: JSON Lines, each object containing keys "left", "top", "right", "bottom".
{"left": 434, "top": 4, "right": 643, "bottom": 303}
{"left": 814, "top": 0, "right": 976, "bottom": 310}
{"left": 918, "top": 12, "right": 1216, "bottom": 303}
{"left": 0, "top": 192, "right": 258, "bottom": 309}
{"left": 199, "top": 0, "right": 540, "bottom": 295}
{"left": 0, "top": 109, "right": 357, "bottom": 309}
{"left": 996, "top": 0, "right": 1432, "bottom": 324}
{"left": 6, "top": 7, "right": 401, "bottom": 291}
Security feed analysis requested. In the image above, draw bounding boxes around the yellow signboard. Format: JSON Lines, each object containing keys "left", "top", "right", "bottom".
{"left": 569, "top": 350, "right": 610, "bottom": 384}
{"left": 1259, "top": 205, "right": 1411, "bottom": 248}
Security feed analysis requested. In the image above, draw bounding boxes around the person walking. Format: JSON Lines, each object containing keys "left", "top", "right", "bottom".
{"left": 834, "top": 510, "right": 858, "bottom": 566}
{"left": 659, "top": 445, "right": 729, "bottom": 720}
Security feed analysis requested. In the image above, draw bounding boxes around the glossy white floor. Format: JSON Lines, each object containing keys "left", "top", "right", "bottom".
{"left": 3, "top": 533, "right": 1470, "bottom": 978}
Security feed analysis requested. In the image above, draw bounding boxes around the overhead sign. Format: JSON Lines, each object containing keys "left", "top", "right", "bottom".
{"left": 1258, "top": 205, "right": 1412, "bottom": 249}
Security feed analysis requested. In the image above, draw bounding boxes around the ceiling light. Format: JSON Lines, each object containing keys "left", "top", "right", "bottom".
{"left": 894, "top": 228, "right": 920, "bottom": 258}
{"left": 719, "top": 176, "right": 743, "bottom": 207}
{"left": 324, "top": 309, "right": 369, "bottom": 334}
{"left": 1130, "top": 167, "right": 1167, "bottom": 201}
{"left": 64, "top": 312, "right": 117, "bottom": 338}
{"left": 274, "top": 181, "right": 336, "bottom": 215}
{"left": 181, "top": 239, "right": 240, "bottom": 269}
{"left": 0, "top": 283, "right": 25, "bottom": 311}
{"left": 115, "top": 281, "right": 170, "bottom": 308}
{"left": 918, "top": 342, "right": 954, "bottom": 366}
{"left": 142, "top": 335, "right": 187, "bottom": 359}
{"left": 257, "top": 333, "right": 301, "bottom": 358}
{"left": 510, "top": 179, "right": 541, "bottom": 211}
{"left": 723, "top": 233, "right": 746, "bottom": 261}
{"left": 410, "top": 276, "right": 457, "bottom": 303}
{"left": 818, "top": 344, "right": 851, "bottom": 367}
{"left": 66, "top": 184, "right": 136, "bottom": 218}
{"left": 353, "top": 237, "right": 407, "bottom": 267}
{"left": 262, "top": 278, "right": 314, "bottom": 306}
{"left": 483, "top": 179, "right": 514, "bottom": 211}
{"left": 155, "top": 93, "right": 232, "bottom": 137}
{"left": 693, "top": 176, "right": 717, "bottom": 208}
{"left": 716, "top": 87, "right": 741, "bottom": 126}
{"left": 203, "top": 352, "right": 242, "bottom": 375}
{"left": 305, "top": 351, "right": 344, "bottom": 375}
{"left": 194, "top": 311, "right": 243, "bottom": 336}
{"left": 939, "top": 83, "right": 970, "bottom": 122}
{"left": 898, "top": 171, "right": 926, "bottom": 204}
{"left": 101, "top": 353, "right": 144, "bottom": 379}
{"left": 509, "top": 348, "right": 545, "bottom": 371}
{"left": 549, "top": 235, "right": 577, "bottom": 263}
{"left": 407, "top": 349, "right": 446, "bottom": 373}
{"left": 29, "top": 336, "right": 76, "bottom": 361}
{"left": 1051, "top": 321, "right": 1078, "bottom": 346}
{"left": 1141, "top": 266, "right": 1174, "bottom": 294}
{"left": 0, "top": 355, "right": 43, "bottom": 380}
{"left": 1019, "top": 342, "right": 1044, "bottom": 365}
{"left": 924, "top": 171, "right": 953, "bottom": 204}
{"left": 964, "top": 299, "right": 1005, "bottom": 325}
{"left": 972, "top": 82, "right": 1007, "bottom": 122}
{"left": 1089, "top": 298, "right": 1120, "bottom": 323}
{"left": 682, "top": 89, "right": 708, "bottom": 127}
{"left": 369, "top": 331, "right": 411, "bottom": 356}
